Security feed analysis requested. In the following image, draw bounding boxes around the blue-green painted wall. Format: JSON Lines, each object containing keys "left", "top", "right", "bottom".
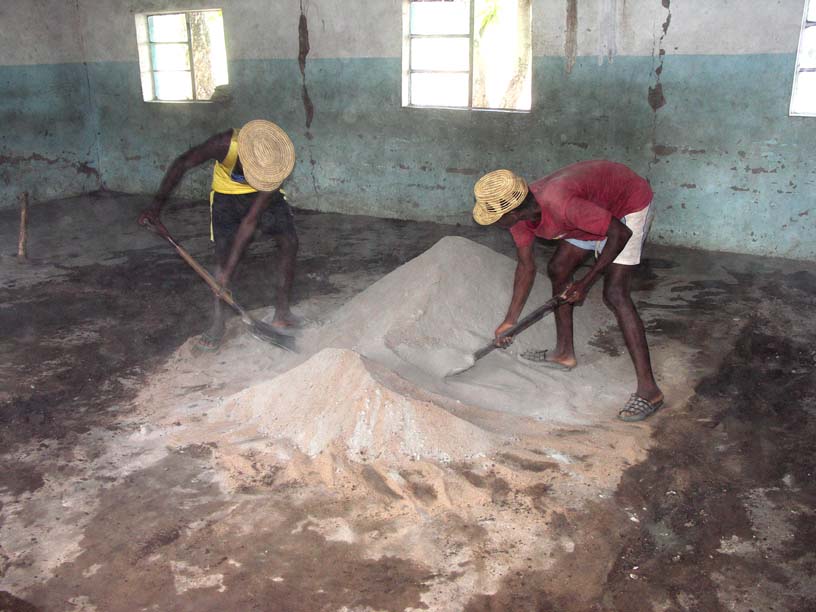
{"left": 0, "top": 63, "right": 101, "bottom": 202}
{"left": 87, "top": 54, "right": 814, "bottom": 260}
{"left": 2, "top": 53, "right": 813, "bottom": 260}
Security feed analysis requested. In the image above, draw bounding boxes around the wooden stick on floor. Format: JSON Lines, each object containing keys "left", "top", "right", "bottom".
{"left": 17, "top": 191, "right": 28, "bottom": 262}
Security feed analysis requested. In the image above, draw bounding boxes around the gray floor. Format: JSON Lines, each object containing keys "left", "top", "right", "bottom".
{"left": 1, "top": 192, "right": 815, "bottom": 611}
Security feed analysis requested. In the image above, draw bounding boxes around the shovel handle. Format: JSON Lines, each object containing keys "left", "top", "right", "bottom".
{"left": 473, "top": 296, "right": 564, "bottom": 361}
{"left": 141, "top": 218, "right": 236, "bottom": 306}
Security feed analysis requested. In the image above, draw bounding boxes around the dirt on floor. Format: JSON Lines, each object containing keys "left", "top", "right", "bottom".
{"left": 1, "top": 192, "right": 814, "bottom": 611}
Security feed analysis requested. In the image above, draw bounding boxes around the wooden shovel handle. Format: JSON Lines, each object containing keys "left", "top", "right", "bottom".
{"left": 473, "top": 296, "right": 564, "bottom": 361}
{"left": 142, "top": 219, "right": 236, "bottom": 307}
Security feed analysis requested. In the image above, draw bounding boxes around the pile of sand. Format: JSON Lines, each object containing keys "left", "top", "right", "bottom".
{"left": 191, "top": 236, "right": 637, "bottom": 468}
{"left": 208, "top": 347, "right": 497, "bottom": 463}
{"left": 138, "top": 235, "right": 657, "bottom": 609}
{"left": 302, "top": 235, "right": 633, "bottom": 424}
{"left": 309, "top": 236, "right": 555, "bottom": 378}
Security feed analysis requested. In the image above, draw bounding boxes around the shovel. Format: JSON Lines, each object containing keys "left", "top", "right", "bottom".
{"left": 446, "top": 296, "right": 563, "bottom": 377}
{"left": 142, "top": 219, "right": 296, "bottom": 352}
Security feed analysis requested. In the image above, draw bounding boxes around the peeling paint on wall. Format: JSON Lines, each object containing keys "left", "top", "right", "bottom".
{"left": 298, "top": 1, "right": 314, "bottom": 129}
{"left": 597, "top": 0, "right": 618, "bottom": 65}
{"left": 445, "top": 168, "right": 479, "bottom": 175}
{"left": 648, "top": 1, "right": 672, "bottom": 112}
{"left": 565, "top": 0, "right": 578, "bottom": 75}
{"left": 0, "top": 152, "right": 99, "bottom": 178}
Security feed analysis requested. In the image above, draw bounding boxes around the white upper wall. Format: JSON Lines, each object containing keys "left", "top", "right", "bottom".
{"left": 0, "top": 0, "right": 84, "bottom": 65}
{"left": 1, "top": 0, "right": 807, "bottom": 66}
{"left": 534, "top": 0, "right": 803, "bottom": 57}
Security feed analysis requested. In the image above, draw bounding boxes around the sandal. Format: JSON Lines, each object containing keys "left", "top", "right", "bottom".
{"left": 520, "top": 349, "right": 576, "bottom": 371}
{"left": 193, "top": 331, "right": 223, "bottom": 352}
{"left": 618, "top": 394, "right": 664, "bottom": 422}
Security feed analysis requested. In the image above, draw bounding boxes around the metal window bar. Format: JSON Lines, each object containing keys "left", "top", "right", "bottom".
{"left": 407, "top": 1, "right": 474, "bottom": 109}
{"left": 185, "top": 13, "right": 199, "bottom": 101}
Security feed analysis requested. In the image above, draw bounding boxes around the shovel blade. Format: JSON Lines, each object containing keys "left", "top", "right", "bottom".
{"left": 249, "top": 320, "right": 298, "bottom": 352}
{"left": 444, "top": 354, "right": 477, "bottom": 378}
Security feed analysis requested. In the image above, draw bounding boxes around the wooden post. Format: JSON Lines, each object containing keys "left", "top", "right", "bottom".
{"left": 17, "top": 191, "right": 28, "bottom": 262}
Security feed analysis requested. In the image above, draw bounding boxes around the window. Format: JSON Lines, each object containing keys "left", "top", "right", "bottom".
{"left": 135, "top": 10, "right": 228, "bottom": 102}
{"left": 402, "top": 0, "right": 532, "bottom": 111}
{"left": 791, "top": 0, "right": 816, "bottom": 116}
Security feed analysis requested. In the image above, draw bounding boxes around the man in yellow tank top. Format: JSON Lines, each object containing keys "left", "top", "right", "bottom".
{"left": 138, "top": 120, "right": 298, "bottom": 350}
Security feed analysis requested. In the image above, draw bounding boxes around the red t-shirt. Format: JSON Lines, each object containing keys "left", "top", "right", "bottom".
{"left": 510, "top": 161, "right": 653, "bottom": 248}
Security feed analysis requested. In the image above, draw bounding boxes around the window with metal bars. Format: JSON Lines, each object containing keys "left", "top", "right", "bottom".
{"left": 402, "top": 0, "right": 532, "bottom": 111}
{"left": 791, "top": 0, "right": 816, "bottom": 116}
{"left": 135, "top": 10, "right": 229, "bottom": 102}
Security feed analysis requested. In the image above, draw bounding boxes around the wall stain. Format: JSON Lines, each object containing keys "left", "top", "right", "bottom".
{"left": 565, "top": 0, "right": 578, "bottom": 75}
{"left": 298, "top": 1, "right": 318, "bottom": 196}
{"left": 680, "top": 183, "right": 697, "bottom": 189}
{"left": 646, "top": 0, "right": 673, "bottom": 179}
{"left": 750, "top": 167, "right": 776, "bottom": 174}
{"left": 446, "top": 167, "right": 479, "bottom": 175}
{"left": 652, "top": 144, "right": 677, "bottom": 156}
{"left": 597, "top": 0, "right": 618, "bottom": 64}
{"left": 651, "top": 145, "right": 706, "bottom": 157}
{"left": 648, "top": 83, "right": 666, "bottom": 111}
{"left": 731, "top": 186, "right": 750, "bottom": 192}
{"left": 0, "top": 152, "right": 99, "bottom": 179}
{"left": 648, "top": 1, "right": 672, "bottom": 113}
{"left": 406, "top": 184, "right": 447, "bottom": 191}
{"left": 561, "top": 141, "right": 589, "bottom": 149}
{"left": 298, "top": 2, "right": 315, "bottom": 130}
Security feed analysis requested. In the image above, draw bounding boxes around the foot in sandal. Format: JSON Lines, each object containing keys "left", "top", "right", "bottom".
{"left": 618, "top": 393, "right": 664, "bottom": 422}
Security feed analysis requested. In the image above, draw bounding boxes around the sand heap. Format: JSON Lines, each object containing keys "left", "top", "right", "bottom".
{"left": 300, "top": 235, "right": 632, "bottom": 424}
{"left": 139, "top": 236, "right": 655, "bottom": 610}
{"left": 310, "top": 236, "right": 556, "bottom": 379}
{"left": 208, "top": 347, "right": 496, "bottom": 463}
{"left": 193, "top": 236, "right": 637, "bottom": 472}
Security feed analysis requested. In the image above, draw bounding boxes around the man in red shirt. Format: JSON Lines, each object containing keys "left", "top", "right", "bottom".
{"left": 472, "top": 161, "right": 663, "bottom": 421}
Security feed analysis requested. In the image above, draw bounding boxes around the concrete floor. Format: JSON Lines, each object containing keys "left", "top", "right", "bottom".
{"left": 1, "top": 192, "right": 815, "bottom": 611}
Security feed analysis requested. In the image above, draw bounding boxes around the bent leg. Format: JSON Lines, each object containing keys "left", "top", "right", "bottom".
{"left": 546, "top": 241, "right": 591, "bottom": 367}
{"left": 206, "top": 196, "right": 247, "bottom": 345}
{"left": 271, "top": 229, "right": 299, "bottom": 327}
{"left": 205, "top": 231, "right": 234, "bottom": 344}
{"left": 602, "top": 264, "right": 662, "bottom": 404}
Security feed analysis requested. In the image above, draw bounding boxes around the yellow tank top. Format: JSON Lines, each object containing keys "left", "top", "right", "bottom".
{"left": 211, "top": 128, "right": 257, "bottom": 195}
{"left": 207, "top": 128, "right": 287, "bottom": 240}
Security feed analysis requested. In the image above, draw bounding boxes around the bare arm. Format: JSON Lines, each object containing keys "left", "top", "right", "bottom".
{"left": 138, "top": 130, "right": 232, "bottom": 225}
{"left": 216, "top": 190, "right": 276, "bottom": 286}
{"left": 495, "top": 242, "right": 536, "bottom": 344}
{"left": 562, "top": 217, "right": 632, "bottom": 303}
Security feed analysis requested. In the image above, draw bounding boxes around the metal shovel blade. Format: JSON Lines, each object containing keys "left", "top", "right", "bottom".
{"left": 246, "top": 319, "right": 298, "bottom": 352}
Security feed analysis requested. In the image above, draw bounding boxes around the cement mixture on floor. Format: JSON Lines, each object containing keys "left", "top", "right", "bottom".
{"left": 1, "top": 192, "right": 814, "bottom": 611}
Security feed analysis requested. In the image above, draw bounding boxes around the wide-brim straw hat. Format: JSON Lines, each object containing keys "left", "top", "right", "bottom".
{"left": 237, "top": 120, "right": 296, "bottom": 191}
{"left": 472, "top": 169, "right": 529, "bottom": 225}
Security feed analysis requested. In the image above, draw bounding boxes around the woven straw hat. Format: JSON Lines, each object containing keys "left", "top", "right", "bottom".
{"left": 237, "top": 120, "right": 296, "bottom": 191}
{"left": 472, "top": 169, "right": 529, "bottom": 225}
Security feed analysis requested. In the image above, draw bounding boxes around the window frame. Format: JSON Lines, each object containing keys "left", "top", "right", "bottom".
{"left": 402, "top": 0, "right": 475, "bottom": 110}
{"left": 135, "top": 9, "right": 227, "bottom": 104}
{"left": 790, "top": 0, "right": 816, "bottom": 117}
{"left": 401, "top": 0, "right": 530, "bottom": 113}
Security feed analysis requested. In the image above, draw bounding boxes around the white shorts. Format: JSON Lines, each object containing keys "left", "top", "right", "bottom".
{"left": 565, "top": 203, "right": 654, "bottom": 266}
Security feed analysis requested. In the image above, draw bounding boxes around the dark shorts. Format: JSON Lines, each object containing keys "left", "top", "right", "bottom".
{"left": 211, "top": 191, "right": 296, "bottom": 261}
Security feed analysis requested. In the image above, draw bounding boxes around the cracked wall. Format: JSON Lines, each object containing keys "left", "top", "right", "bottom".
{"left": 2, "top": 0, "right": 814, "bottom": 260}
{"left": 0, "top": 1, "right": 101, "bottom": 204}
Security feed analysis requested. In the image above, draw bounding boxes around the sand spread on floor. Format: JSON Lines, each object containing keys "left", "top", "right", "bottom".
{"left": 128, "top": 235, "right": 668, "bottom": 610}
